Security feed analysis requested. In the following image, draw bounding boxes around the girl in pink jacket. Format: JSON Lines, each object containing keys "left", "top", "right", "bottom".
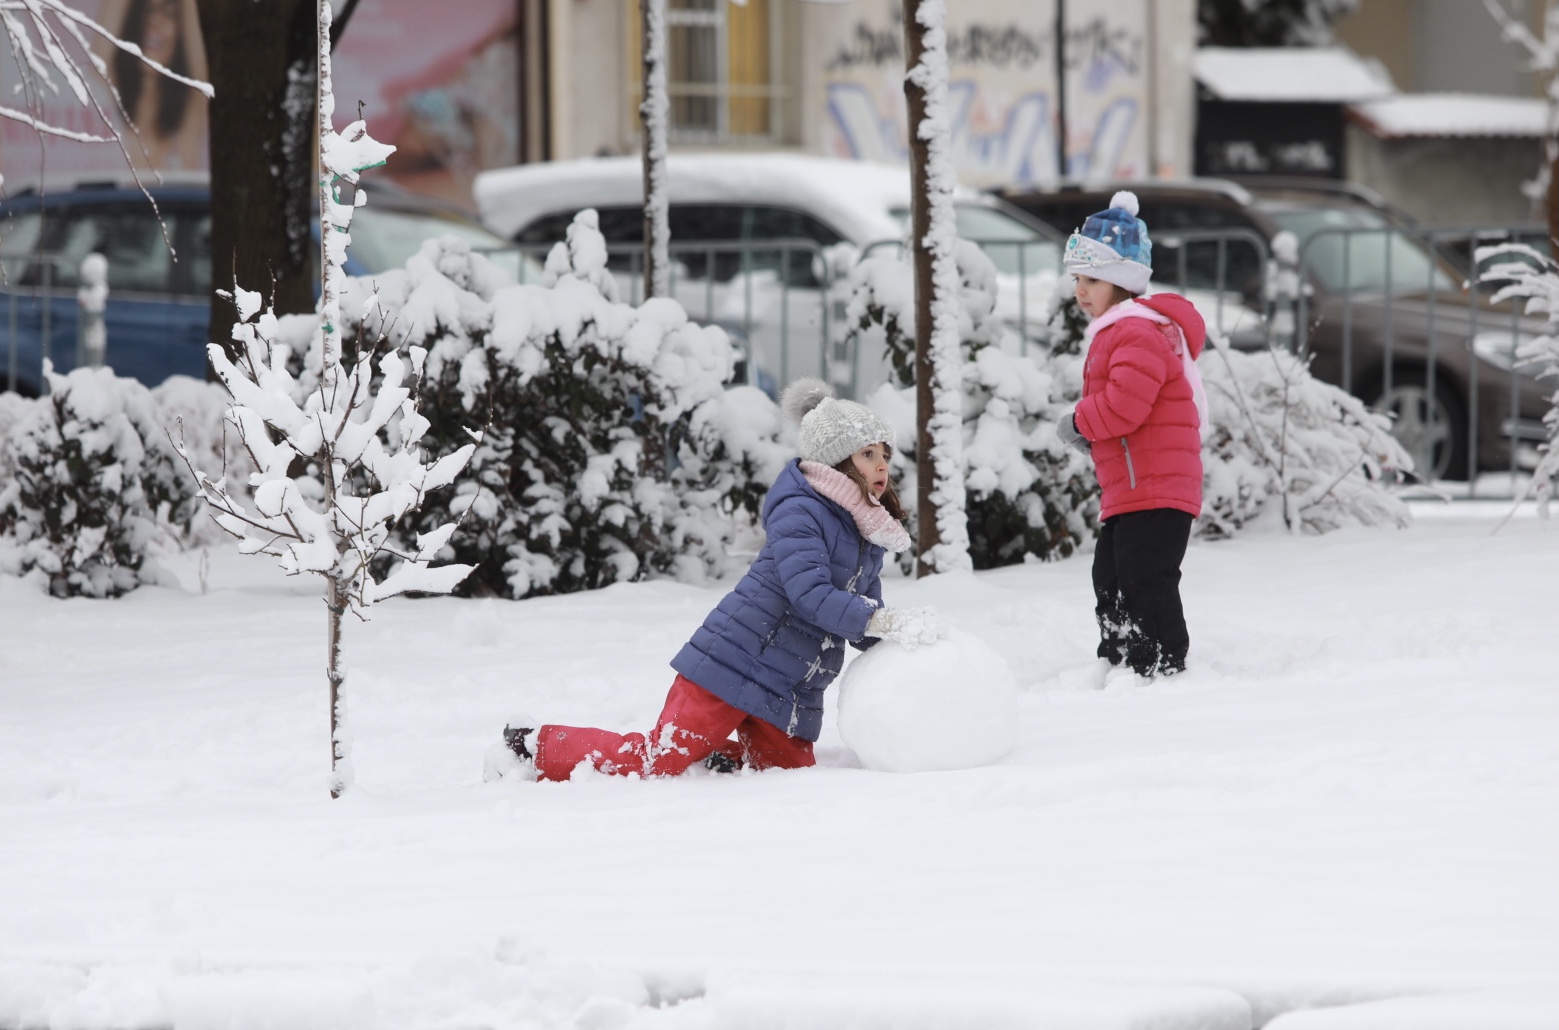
{"left": 1056, "top": 191, "right": 1207, "bottom": 678}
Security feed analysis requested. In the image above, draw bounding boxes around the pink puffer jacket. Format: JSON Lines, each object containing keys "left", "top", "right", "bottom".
{"left": 1074, "top": 294, "right": 1205, "bottom": 521}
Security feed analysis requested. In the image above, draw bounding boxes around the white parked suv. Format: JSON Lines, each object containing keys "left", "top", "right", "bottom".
{"left": 473, "top": 153, "right": 1063, "bottom": 399}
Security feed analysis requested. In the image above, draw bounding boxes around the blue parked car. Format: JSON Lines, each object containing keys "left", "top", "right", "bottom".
{"left": 0, "top": 180, "right": 525, "bottom": 396}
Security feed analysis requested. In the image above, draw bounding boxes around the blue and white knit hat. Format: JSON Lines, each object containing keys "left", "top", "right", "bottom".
{"left": 1063, "top": 190, "right": 1153, "bottom": 295}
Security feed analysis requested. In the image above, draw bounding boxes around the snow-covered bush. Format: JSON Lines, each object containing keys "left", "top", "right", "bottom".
{"left": 1198, "top": 336, "right": 1413, "bottom": 535}
{"left": 0, "top": 365, "right": 198, "bottom": 597}
{"left": 1476, "top": 242, "right": 1559, "bottom": 515}
{"left": 662, "top": 383, "right": 791, "bottom": 577}
{"left": 152, "top": 375, "right": 258, "bottom": 544}
{"left": 344, "top": 212, "right": 787, "bottom": 599}
{"left": 845, "top": 244, "right": 1097, "bottom": 570}
{"left": 844, "top": 243, "right": 1412, "bottom": 553}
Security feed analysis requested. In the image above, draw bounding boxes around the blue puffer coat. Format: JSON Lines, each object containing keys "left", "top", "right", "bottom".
{"left": 671, "top": 459, "right": 885, "bottom": 741}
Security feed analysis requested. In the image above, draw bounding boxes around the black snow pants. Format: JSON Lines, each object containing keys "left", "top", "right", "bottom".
{"left": 1092, "top": 508, "right": 1193, "bottom": 677}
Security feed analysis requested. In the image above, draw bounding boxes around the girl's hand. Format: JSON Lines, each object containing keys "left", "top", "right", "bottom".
{"left": 865, "top": 606, "right": 949, "bottom": 650}
{"left": 1056, "top": 412, "right": 1092, "bottom": 456}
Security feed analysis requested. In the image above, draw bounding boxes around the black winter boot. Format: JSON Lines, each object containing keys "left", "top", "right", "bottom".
{"left": 503, "top": 725, "right": 535, "bottom": 760}
{"left": 484, "top": 725, "right": 538, "bottom": 782}
{"left": 703, "top": 750, "right": 742, "bottom": 774}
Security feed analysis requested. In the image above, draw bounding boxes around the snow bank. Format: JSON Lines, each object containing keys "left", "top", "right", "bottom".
{"left": 703, "top": 971, "right": 1252, "bottom": 1029}
{"left": 0, "top": 511, "right": 1554, "bottom": 1027}
{"left": 1264, "top": 987, "right": 1559, "bottom": 1029}
{"left": 838, "top": 627, "right": 1019, "bottom": 772}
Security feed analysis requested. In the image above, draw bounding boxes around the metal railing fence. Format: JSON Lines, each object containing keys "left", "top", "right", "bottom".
{"left": 2, "top": 251, "right": 74, "bottom": 395}
{"left": 6, "top": 225, "right": 1547, "bottom": 498}
{"left": 1293, "top": 223, "right": 1548, "bottom": 492}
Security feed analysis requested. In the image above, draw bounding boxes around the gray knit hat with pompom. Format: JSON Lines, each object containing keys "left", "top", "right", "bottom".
{"left": 780, "top": 377, "right": 894, "bottom": 468}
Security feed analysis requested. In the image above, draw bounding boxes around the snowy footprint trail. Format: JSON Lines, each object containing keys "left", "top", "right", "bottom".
{"left": 0, "top": 510, "right": 1554, "bottom": 1028}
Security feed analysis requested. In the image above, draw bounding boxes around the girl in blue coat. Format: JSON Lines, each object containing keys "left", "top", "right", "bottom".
{"left": 485, "top": 379, "right": 943, "bottom": 782}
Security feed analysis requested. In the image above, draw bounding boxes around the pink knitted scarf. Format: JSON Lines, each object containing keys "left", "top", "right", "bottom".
{"left": 799, "top": 460, "right": 913, "bottom": 553}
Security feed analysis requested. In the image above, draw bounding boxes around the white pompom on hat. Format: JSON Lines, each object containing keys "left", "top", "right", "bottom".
{"left": 780, "top": 377, "right": 894, "bottom": 468}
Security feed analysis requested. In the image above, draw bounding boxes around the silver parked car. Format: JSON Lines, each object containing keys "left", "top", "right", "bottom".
{"left": 474, "top": 153, "right": 1064, "bottom": 399}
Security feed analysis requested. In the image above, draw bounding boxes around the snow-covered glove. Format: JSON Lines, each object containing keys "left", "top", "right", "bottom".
{"left": 1056, "top": 413, "right": 1091, "bottom": 456}
{"left": 865, "top": 606, "right": 949, "bottom": 650}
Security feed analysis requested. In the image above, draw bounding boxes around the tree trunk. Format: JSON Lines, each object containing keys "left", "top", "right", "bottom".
{"left": 903, "top": 0, "right": 935, "bottom": 577}
{"left": 640, "top": 0, "right": 670, "bottom": 298}
{"left": 1548, "top": 135, "right": 1558, "bottom": 260}
{"left": 195, "top": 0, "right": 318, "bottom": 362}
{"left": 325, "top": 570, "right": 346, "bottom": 798}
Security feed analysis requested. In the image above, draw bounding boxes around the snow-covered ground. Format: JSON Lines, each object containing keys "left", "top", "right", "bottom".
{"left": 0, "top": 505, "right": 1555, "bottom": 1029}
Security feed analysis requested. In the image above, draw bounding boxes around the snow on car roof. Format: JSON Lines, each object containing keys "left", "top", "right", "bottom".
{"left": 474, "top": 153, "right": 958, "bottom": 244}
{"left": 1195, "top": 46, "right": 1395, "bottom": 104}
{"left": 1348, "top": 93, "right": 1547, "bottom": 139}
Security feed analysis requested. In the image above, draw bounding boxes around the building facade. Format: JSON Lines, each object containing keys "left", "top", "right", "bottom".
{"left": 2, "top": 0, "right": 1197, "bottom": 209}
{"left": 549, "top": 0, "right": 1197, "bottom": 188}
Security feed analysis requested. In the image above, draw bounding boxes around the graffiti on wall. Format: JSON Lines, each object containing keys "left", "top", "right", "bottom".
{"left": 821, "top": 0, "right": 1148, "bottom": 186}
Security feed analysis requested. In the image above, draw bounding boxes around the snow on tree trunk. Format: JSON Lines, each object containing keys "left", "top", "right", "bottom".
{"left": 901, "top": 0, "right": 970, "bottom": 577}
{"left": 175, "top": 1, "right": 477, "bottom": 799}
{"left": 640, "top": 0, "right": 670, "bottom": 299}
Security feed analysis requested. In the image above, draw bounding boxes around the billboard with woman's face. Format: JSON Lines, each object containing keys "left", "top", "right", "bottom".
{"left": 0, "top": 0, "right": 519, "bottom": 209}
{"left": 0, "top": 0, "right": 208, "bottom": 182}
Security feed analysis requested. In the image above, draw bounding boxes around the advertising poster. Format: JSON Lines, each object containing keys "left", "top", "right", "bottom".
{"left": 0, "top": 0, "right": 519, "bottom": 209}
{"left": 0, "top": 0, "right": 210, "bottom": 185}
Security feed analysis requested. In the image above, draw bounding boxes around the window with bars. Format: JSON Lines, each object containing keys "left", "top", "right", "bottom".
{"left": 631, "top": 0, "right": 783, "bottom": 143}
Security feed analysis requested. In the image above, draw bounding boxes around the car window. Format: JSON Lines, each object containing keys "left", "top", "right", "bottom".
{"left": 517, "top": 206, "right": 645, "bottom": 247}
{"left": 0, "top": 211, "right": 43, "bottom": 285}
{"left": 184, "top": 211, "right": 212, "bottom": 298}
{"left": 1262, "top": 203, "right": 1456, "bottom": 295}
{"left": 900, "top": 203, "right": 1063, "bottom": 277}
{"left": 1142, "top": 202, "right": 1251, "bottom": 231}
{"left": 741, "top": 206, "right": 843, "bottom": 286}
{"left": 516, "top": 210, "right": 584, "bottom": 246}
{"left": 670, "top": 205, "right": 744, "bottom": 242}
{"left": 49, "top": 206, "right": 174, "bottom": 294}
{"left": 1141, "top": 202, "right": 1265, "bottom": 295}
{"left": 349, "top": 206, "right": 515, "bottom": 275}
{"left": 516, "top": 205, "right": 747, "bottom": 280}
{"left": 744, "top": 206, "right": 842, "bottom": 246}
{"left": 1009, "top": 197, "right": 1106, "bottom": 236}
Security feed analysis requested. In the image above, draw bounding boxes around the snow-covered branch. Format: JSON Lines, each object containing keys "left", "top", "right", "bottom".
{"left": 177, "top": 285, "right": 477, "bottom": 612}
{"left": 639, "top": 0, "right": 670, "bottom": 298}
{"left": 1476, "top": 243, "right": 1559, "bottom": 517}
{"left": 1482, "top": 0, "right": 1556, "bottom": 70}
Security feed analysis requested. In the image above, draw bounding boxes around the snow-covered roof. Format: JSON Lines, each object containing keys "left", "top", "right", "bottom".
{"left": 1348, "top": 93, "right": 1548, "bottom": 139}
{"left": 474, "top": 154, "right": 958, "bottom": 245}
{"left": 1195, "top": 47, "right": 1395, "bottom": 104}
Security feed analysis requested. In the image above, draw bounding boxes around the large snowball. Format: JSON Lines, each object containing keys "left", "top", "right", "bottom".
{"left": 837, "top": 629, "right": 1020, "bottom": 773}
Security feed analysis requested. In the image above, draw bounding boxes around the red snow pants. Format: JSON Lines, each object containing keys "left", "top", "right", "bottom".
{"left": 534, "top": 675, "right": 815, "bottom": 782}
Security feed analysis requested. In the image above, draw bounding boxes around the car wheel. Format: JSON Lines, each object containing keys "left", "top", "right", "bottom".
{"left": 1372, "top": 369, "right": 1468, "bottom": 482}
